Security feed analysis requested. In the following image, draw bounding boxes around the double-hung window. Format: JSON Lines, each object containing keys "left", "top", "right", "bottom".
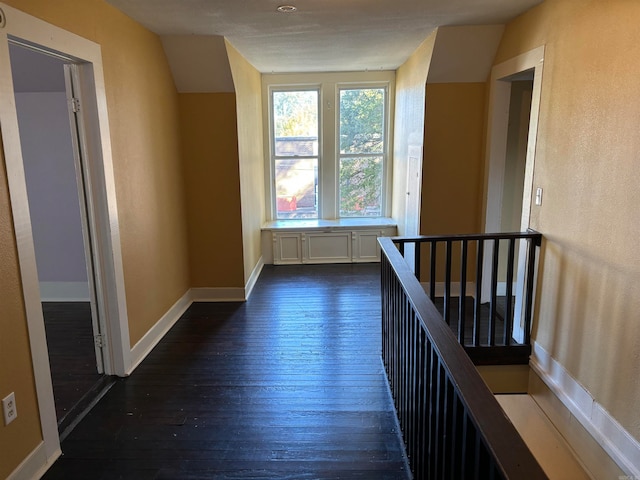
{"left": 264, "top": 72, "right": 394, "bottom": 221}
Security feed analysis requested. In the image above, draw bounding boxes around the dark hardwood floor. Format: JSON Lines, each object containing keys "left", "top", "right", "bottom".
{"left": 42, "top": 264, "right": 410, "bottom": 479}
{"left": 42, "top": 302, "right": 106, "bottom": 428}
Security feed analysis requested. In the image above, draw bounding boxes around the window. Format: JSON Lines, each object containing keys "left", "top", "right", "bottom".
{"left": 272, "top": 90, "right": 319, "bottom": 219}
{"left": 339, "top": 88, "right": 385, "bottom": 217}
{"left": 265, "top": 72, "right": 394, "bottom": 221}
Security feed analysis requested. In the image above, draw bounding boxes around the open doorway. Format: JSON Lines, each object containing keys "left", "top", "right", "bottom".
{"left": 0, "top": 4, "right": 132, "bottom": 463}
{"left": 8, "top": 42, "right": 111, "bottom": 437}
{"left": 484, "top": 46, "right": 545, "bottom": 343}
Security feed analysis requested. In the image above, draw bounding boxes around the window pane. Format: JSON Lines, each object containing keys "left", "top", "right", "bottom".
{"left": 339, "top": 88, "right": 385, "bottom": 217}
{"left": 275, "top": 158, "right": 318, "bottom": 219}
{"left": 339, "top": 156, "right": 382, "bottom": 217}
{"left": 273, "top": 90, "right": 318, "bottom": 157}
{"left": 339, "top": 88, "right": 384, "bottom": 154}
{"left": 272, "top": 90, "right": 319, "bottom": 219}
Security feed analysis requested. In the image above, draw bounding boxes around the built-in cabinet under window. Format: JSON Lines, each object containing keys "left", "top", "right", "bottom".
{"left": 262, "top": 219, "right": 397, "bottom": 265}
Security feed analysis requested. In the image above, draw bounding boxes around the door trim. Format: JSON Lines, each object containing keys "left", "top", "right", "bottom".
{"left": 0, "top": 2, "right": 131, "bottom": 465}
{"left": 483, "top": 45, "right": 545, "bottom": 342}
{"left": 484, "top": 45, "right": 545, "bottom": 234}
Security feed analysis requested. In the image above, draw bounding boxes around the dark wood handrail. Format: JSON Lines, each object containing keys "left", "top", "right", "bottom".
{"left": 379, "top": 236, "right": 547, "bottom": 479}
{"left": 390, "top": 230, "right": 542, "bottom": 365}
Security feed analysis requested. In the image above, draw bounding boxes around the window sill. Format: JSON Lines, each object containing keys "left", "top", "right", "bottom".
{"left": 262, "top": 217, "right": 397, "bottom": 231}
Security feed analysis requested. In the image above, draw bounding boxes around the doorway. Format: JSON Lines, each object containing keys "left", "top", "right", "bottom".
{"left": 0, "top": 3, "right": 131, "bottom": 465}
{"left": 484, "top": 46, "right": 545, "bottom": 343}
{"left": 8, "top": 42, "right": 111, "bottom": 437}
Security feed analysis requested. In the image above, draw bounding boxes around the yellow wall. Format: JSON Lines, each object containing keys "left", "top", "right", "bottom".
{"left": 420, "top": 82, "right": 486, "bottom": 281}
{"left": 496, "top": 0, "right": 640, "bottom": 441}
{"left": 0, "top": 147, "right": 42, "bottom": 479}
{"left": 392, "top": 32, "right": 436, "bottom": 234}
{"left": 0, "top": 1, "right": 190, "bottom": 474}
{"left": 225, "top": 41, "right": 266, "bottom": 283}
{"left": 421, "top": 83, "right": 486, "bottom": 235}
{"left": 178, "top": 93, "right": 245, "bottom": 287}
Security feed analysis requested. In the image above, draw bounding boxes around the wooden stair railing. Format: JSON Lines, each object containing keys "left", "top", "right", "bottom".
{"left": 379, "top": 237, "right": 547, "bottom": 479}
{"left": 391, "top": 231, "right": 542, "bottom": 365}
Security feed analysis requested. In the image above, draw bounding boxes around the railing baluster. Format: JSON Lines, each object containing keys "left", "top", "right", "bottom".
{"left": 429, "top": 240, "right": 437, "bottom": 300}
{"left": 459, "top": 240, "right": 468, "bottom": 344}
{"left": 444, "top": 240, "right": 452, "bottom": 325}
{"left": 524, "top": 237, "right": 537, "bottom": 345}
{"left": 489, "top": 239, "right": 500, "bottom": 346}
{"left": 504, "top": 238, "right": 516, "bottom": 346}
{"left": 474, "top": 239, "right": 484, "bottom": 347}
{"left": 414, "top": 240, "right": 421, "bottom": 280}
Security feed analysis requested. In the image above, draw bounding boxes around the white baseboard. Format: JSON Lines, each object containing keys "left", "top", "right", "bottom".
{"left": 128, "top": 290, "right": 192, "bottom": 374}
{"left": 190, "top": 287, "right": 246, "bottom": 302}
{"left": 39, "top": 281, "right": 89, "bottom": 302}
{"left": 7, "top": 441, "right": 60, "bottom": 480}
{"left": 530, "top": 342, "right": 640, "bottom": 478}
{"left": 245, "top": 257, "right": 264, "bottom": 299}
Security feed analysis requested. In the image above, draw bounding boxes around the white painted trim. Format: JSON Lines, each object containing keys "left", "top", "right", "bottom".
{"left": 6, "top": 441, "right": 59, "bottom": 480}
{"left": 530, "top": 342, "right": 640, "bottom": 477}
{"left": 190, "top": 287, "right": 247, "bottom": 302}
{"left": 128, "top": 290, "right": 192, "bottom": 374}
{"left": 245, "top": 256, "right": 264, "bottom": 299}
{"left": 39, "top": 281, "right": 90, "bottom": 302}
{"left": 484, "top": 45, "right": 546, "bottom": 233}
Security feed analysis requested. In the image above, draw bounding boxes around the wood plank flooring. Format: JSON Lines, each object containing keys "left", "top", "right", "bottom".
{"left": 42, "top": 302, "right": 105, "bottom": 426}
{"left": 42, "top": 264, "right": 410, "bottom": 479}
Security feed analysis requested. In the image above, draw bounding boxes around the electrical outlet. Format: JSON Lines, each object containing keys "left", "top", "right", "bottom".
{"left": 2, "top": 392, "right": 17, "bottom": 425}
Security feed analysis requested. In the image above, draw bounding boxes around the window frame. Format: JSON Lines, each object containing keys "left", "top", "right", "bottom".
{"left": 262, "top": 71, "right": 395, "bottom": 221}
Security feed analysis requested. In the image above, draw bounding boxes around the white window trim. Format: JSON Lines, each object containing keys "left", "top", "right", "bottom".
{"left": 262, "top": 71, "right": 395, "bottom": 221}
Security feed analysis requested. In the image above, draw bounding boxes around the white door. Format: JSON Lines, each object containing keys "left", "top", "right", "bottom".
{"left": 404, "top": 147, "right": 423, "bottom": 272}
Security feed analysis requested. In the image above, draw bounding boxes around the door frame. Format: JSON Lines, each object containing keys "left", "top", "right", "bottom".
{"left": 483, "top": 46, "right": 545, "bottom": 342}
{"left": 0, "top": 2, "right": 130, "bottom": 464}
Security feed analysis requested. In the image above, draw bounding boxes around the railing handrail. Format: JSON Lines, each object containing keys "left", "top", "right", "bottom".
{"left": 379, "top": 236, "right": 546, "bottom": 478}
{"left": 391, "top": 229, "right": 542, "bottom": 245}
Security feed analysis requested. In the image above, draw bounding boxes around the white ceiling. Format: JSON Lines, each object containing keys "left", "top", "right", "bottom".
{"left": 105, "top": 0, "right": 542, "bottom": 73}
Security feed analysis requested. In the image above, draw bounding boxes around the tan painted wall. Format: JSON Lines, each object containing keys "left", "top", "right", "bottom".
{"left": 225, "top": 41, "right": 266, "bottom": 283}
{"left": 392, "top": 32, "right": 436, "bottom": 234}
{"left": 421, "top": 83, "right": 485, "bottom": 234}
{"left": 178, "top": 93, "right": 245, "bottom": 287}
{"left": 0, "top": 1, "right": 190, "bottom": 474}
{"left": 495, "top": 0, "right": 640, "bottom": 442}
{"left": 420, "top": 82, "right": 486, "bottom": 281}
{"left": 0, "top": 147, "right": 42, "bottom": 479}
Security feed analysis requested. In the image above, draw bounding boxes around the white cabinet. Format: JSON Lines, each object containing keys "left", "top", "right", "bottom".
{"left": 268, "top": 224, "right": 396, "bottom": 265}
{"left": 272, "top": 232, "right": 303, "bottom": 264}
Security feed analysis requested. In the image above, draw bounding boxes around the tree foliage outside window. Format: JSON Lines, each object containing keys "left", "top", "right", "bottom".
{"left": 339, "top": 88, "right": 385, "bottom": 217}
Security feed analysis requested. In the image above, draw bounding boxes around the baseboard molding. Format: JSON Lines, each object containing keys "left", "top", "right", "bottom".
{"left": 420, "top": 281, "right": 476, "bottom": 298}
{"left": 7, "top": 441, "right": 60, "bottom": 480}
{"left": 39, "top": 281, "right": 90, "bottom": 302}
{"left": 128, "top": 290, "right": 192, "bottom": 374}
{"left": 245, "top": 257, "right": 264, "bottom": 299}
{"left": 190, "top": 287, "right": 246, "bottom": 302}
{"left": 530, "top": 342, "right": 640, "bottom": 478}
